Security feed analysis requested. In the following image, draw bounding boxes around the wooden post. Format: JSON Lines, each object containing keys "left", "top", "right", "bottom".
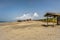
{"left": 47, "top": 16, "right": 48, "bottom": 26}
{"left": 53, "top": 16, "right": 55, "bottom": 27}
{"left": 57, "top": 16, "right": 60, "bottom": 25}
{"left": 57, "top": 16, "right": 58, "bottom": 25}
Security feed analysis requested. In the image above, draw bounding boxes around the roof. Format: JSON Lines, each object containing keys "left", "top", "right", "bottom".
{"left": 44, "top": 12, "right": 60, "bottom": 17}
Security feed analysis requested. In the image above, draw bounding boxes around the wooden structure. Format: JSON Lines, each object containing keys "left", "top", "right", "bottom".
{"left": 44, "top": 12, "right": 60, "bottom": 26}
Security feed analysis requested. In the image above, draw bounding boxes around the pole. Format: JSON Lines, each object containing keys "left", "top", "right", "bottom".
{"left": 47, "top": 16, "right": 48, "bottom": 26}
{"left": 53, "top": 16, "right": 55, "bottom": 27}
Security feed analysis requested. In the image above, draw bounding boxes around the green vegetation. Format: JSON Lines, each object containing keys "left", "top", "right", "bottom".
{"left": 39, "top": 18, "right": 57, "bottom": 23}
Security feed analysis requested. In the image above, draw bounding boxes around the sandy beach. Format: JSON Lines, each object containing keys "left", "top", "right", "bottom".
{"left": 0, "top": 21, "right": 60, "bottom": 40}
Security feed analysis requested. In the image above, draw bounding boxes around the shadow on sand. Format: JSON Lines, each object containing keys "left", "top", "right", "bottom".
{"left": 41, "top": 24, "right": 55, "bottom": 27}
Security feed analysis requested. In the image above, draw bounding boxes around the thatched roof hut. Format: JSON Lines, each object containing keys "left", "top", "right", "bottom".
{"left": 44, "top": 12, "right": 60, "bottom": 17}
{"left": 44, "top": 12, "right": 60, "bottom": 26}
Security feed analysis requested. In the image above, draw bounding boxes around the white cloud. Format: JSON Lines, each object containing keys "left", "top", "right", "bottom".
{"left": 16, "top": 14, "right": 31, "bottom": 20}
{"left": 33, "top": 12, "right": 39, "bottom": 17}
{"left": 15, "top": 12, "right": 39, "bottom": 20}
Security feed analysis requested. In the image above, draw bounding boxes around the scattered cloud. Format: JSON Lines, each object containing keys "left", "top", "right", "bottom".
{"left": 16, "top": 14, "right": 31, "bottom": 20}
{"left": 33, "top": 12, "right": 39, "bottom": 17}
{"left": 15, "top": 12, "right": 39, "bottom": 20}
{"left": 32, "top": 12, "right": 39, "bottom": 19}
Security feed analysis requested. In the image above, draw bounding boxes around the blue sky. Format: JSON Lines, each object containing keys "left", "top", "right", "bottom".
{"left": 0, "top": 0, "right": 60, "bottom": 21}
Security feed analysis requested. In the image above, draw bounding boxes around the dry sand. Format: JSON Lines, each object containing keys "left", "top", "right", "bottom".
{"left": 0, "top": 21, "right": 60, "bottom": 40}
